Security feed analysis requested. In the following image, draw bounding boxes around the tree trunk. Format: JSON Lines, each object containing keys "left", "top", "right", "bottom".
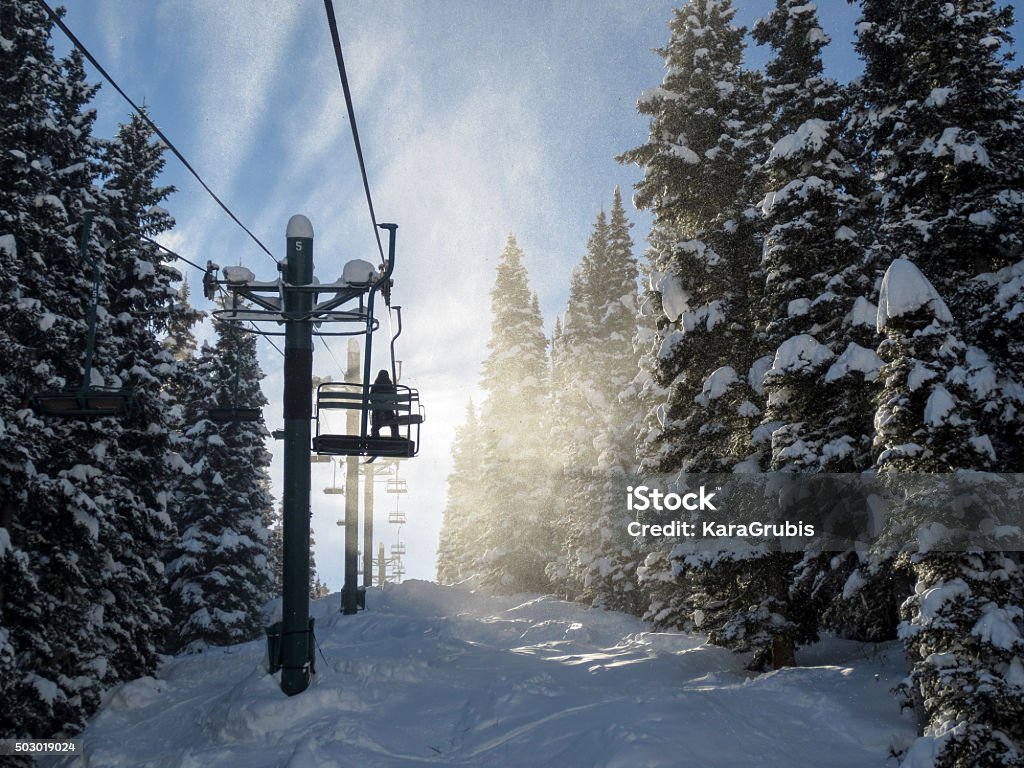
{"left": 771, "top": 636, "right": 796, "bottom": 669}
{"left": 0, "top": 499, "right": 14, "bottom": 609}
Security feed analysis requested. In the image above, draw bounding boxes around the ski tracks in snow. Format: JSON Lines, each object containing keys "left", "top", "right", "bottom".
{"left": 42, "top": 581, "right": 915, "bottom": 767}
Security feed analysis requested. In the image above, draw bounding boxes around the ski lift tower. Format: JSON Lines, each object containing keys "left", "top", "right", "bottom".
{"left": 212, "top": 215, "right": 418, "bottom": 697}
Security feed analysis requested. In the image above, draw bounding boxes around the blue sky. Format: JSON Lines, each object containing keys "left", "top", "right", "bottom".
{"left": 58, "top": 1, "right": 1022, "bottom": 586}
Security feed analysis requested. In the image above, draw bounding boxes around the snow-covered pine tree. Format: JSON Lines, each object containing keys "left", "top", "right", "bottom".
{"left": 872, "top": 259, "right": 1023, "bottom": 766}
{"left": 0, "top": 6, "right": 132, "bottom": 737}
{"left": 854, "top": 0, "right": 1024, "bottom": 468}
{"left": 550, "top": 189, "right": 644, "bottom": 612}
{"left": 85, "top": 107, "right": 193, "bottom": 683}
{"left": 545, "top": 315, "right": 577, "bottom": 597}
{"left": 163, "top": 278, "right": 203, "bottom": 364}
{"left": 308, "top": 527, "right": 329, "bottom": 599}
{"left": 852, "top": 3, "right": 1024, "bottom": 762}
{"left": 753, "top": 0, "right": 876, "bottom": 473}
{"left": 546, "top": 210, "right": 609, "bottom": 600}
{"left": 263, "top": 500, "right": 287, "bottom": 595}
{"left": 0, "top": 1, "right": 70, "bottom": 741}
{"left": 623, "top": 1, "right": 806, "bottom": 666}
{"left": 874, "top": 260, "right": 993, "bottom": 474}
{"left": 165, "top": 324, "right": 275, "bottom": 652}
{"left": 473, "top": 236, "right": 555, "bottom": 594}
{"left": 437, "top": 401, "right": 486, "bottom": 585}
{"left": 708, "top": 0, "right": 881, "bottom": 667}
{"left": 620, "top": 0, "right": 767, "bottom": 476}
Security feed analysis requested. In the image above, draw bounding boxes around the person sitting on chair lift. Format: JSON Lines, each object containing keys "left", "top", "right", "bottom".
{"left": 371, "top": 369, "right": 400, "bottom": 439}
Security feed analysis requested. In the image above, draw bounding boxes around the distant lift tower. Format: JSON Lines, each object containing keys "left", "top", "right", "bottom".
{"left": 386, "top": 467, "right": 407, "bottom": 583}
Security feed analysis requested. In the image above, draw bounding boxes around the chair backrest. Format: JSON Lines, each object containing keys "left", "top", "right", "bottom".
{"left": 315, "top": 382, "right": 418, "bottom": 415}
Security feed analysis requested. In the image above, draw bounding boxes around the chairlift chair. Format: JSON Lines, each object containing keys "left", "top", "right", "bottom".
{"left": 390, "top": 542, "right": 406, "bottom": 556}
{"left": 323, "top": 459, "right": 345, "bottom": 495}
{"left": 311, "top": 381, "right": 424, "bottom": 459}
{"left": 36, "top": 387, "right": 130, "bottom": 418}
{"left": 208, "top": 405, "right": 263, "bottom": 423}
{"left": 386, "top": 479, "right": 408, "bottom": 494}
{"left": 35, "top": 215, "right": 132, "bottom": 418}
{"left": 207, "top": 295, "right": 263, "bottom": 423}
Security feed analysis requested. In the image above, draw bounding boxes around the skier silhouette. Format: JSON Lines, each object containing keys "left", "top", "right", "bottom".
{"left": 370, "top": 369, "right": 400, "bottom": 439}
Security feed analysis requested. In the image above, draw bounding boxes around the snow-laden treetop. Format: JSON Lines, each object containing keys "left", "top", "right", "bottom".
{"left": 876, "top": 258, "right": 953, "bottom": 331}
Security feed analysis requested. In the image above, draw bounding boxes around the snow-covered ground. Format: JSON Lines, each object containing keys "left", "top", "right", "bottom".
{"left": 45, "top": 581, "right": 915, "bottom": 767}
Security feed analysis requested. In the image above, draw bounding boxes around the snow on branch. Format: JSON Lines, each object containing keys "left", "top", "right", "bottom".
{"left": 876, "top": 258, "right": 953, "bottom": 331}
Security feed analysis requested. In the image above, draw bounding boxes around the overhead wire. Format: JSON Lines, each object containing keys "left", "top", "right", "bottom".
{"left": 316, "top": 335, "right": 344, "bottom": 374}
{"left": 141, "top": 236, "right": 285, "bottom": 358}
{"left": 322, "top": 0, "right": 397, "bottom": 387}
{"left": 35, "top": 0, "right": 279, "bottom": 267}
{"left": 322, "top": 0, "right": 386, "bottom": 266}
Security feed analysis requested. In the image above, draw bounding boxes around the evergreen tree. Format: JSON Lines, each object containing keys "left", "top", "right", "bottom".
{"left": 0, "top": 4, "right": 127, "bottom": 737}
{"left": 619, "top": 0, "right": 766, "bottom": 477}
{"left": 547, "top": 213, "right": 608, "bottom": 600}
{"left": 165, "top": 325, "right": 275, "bottom": 652}
{"left": 0, "top": 2, "right": 63, "bottom": 740}
{"left": 86, "top": 108, "right": 192, "bottom": 683}
{"left": 622, "top": 0, "right": 798, "bottom": 665}
{"left": 703, "top": 0, "right": 879, "bottom": 669}
{"left": 854, "top": 0, "right": 1024, "bottom": 468}
{"left": 308, "top": 527, "right": 329, "bottom": 599}
{"left": 262, "top": 499, "right": 288, "bottom": 597}
{"left": 874, "top": 260, "right": 993, "bottom": 473}
{"left": 437, "top": 401, "right": 486, "bottom": 585}
{"left": 853, "top": 3, "right": 1024, "bottom": 762}
{"left": 549, "top": 189, "right": 644, "bottom": 612}
{"left": 164, "top": 278, "right": 203, "bottom": 364}
{"left": 753, "top": 0, "right": 876, "bottom": 473}
{"left": 871, "top": 259, "right": 1023, "bottom": 765}
{"left": 473, "top": 236, "right": 554, "bottom": 594}
{"left": 265, "top": 494, "right": 284, "bottom": 597}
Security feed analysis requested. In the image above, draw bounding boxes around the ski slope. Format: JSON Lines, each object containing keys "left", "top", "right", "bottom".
{"left": 45, "top": 581, "right": 915, "bottom": 767}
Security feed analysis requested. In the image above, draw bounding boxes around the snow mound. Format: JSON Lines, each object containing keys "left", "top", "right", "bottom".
{"left": 824, "top": 342, "right": 883, "bottom": 383}
{"left": 767, "top": 334, "right": 834, "bottom": 378}
{"left": 767, "top": 118, "right": 831, "bottom": 164}
{"left": 222, "top": 266, "right": 255, "bottom": 284}
{"left": 695, "top": 366, "right": 738, "bottom": 406}
{"left": 654, "top": 271, "right": 690, "bottom": 322}
{"left": 45, "top": 582, "right": 913, "bottom": 768}
{"left": 342, "top": 259, "right": 377, "bottom": 285}
{"left": 876, "top": 259, "right": 953, "bottom": 331}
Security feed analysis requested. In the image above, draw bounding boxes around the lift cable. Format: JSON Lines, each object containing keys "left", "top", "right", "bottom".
{"left": 35, "top": 0, "right": 279, "bottom": 267}
{"left": 316, "top": 335, "right": 344, "bottom": 374}
{"left": 140, "top": 235, "right": 285, "bottom": 358}
{"left": 322, "top": 0, "right": 386, "bottom": 266}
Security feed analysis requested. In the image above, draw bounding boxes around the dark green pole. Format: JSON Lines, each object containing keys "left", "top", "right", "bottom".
{"left": 280, "top": 214, "right": 314, "bottom": 696}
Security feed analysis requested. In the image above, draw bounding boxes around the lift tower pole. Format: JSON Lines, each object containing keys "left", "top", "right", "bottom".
{"left": 342, "top": 340, "right": 361, "bottom": 615}
{"left": 363, "top": 462, "right": 374, "bottom": 592}
{"left": 280, "top": 215, "right": 314, "bottom": 696}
